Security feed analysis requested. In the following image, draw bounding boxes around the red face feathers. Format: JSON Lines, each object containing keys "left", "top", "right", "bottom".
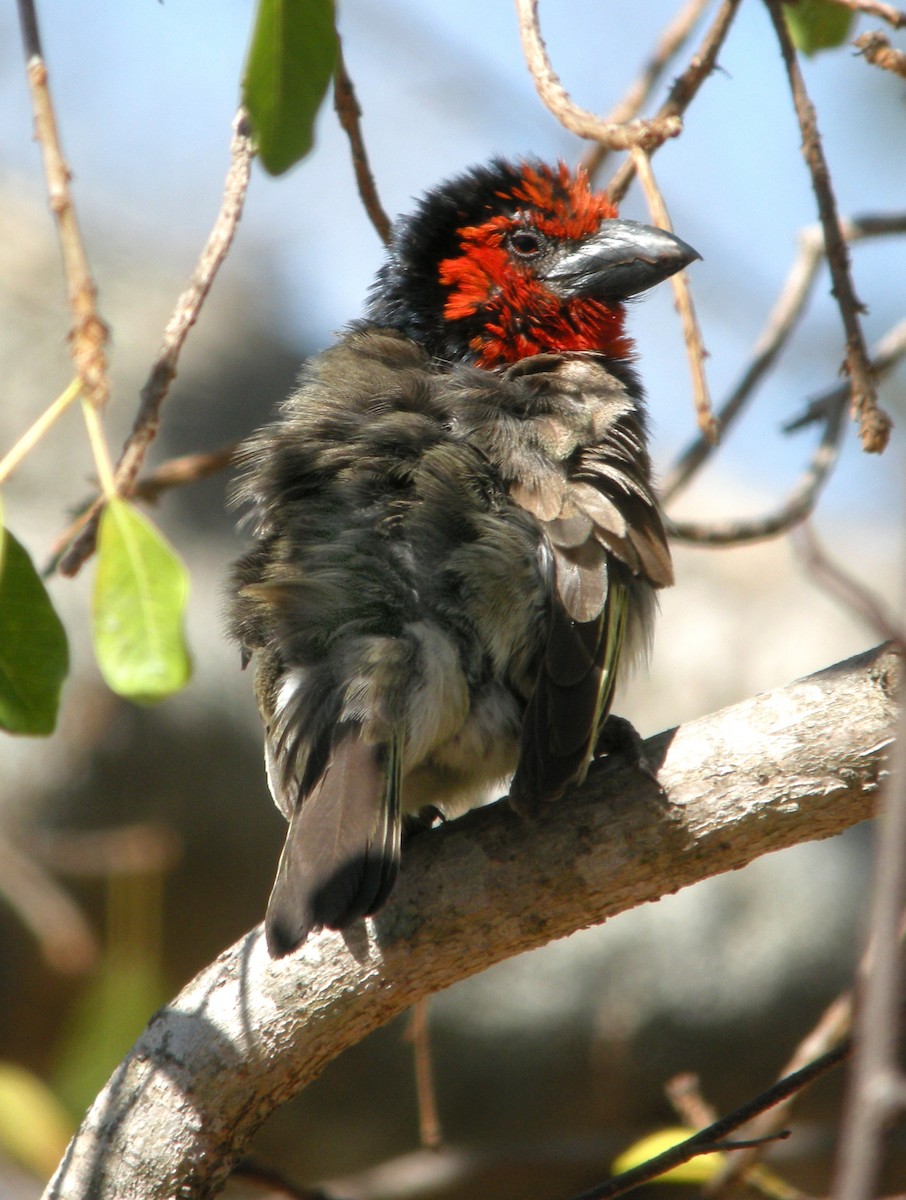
{"left": 367, "top": 159, "right": 698, "bottom": 370}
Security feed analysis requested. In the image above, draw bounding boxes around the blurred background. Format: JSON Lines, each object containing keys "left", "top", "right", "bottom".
{"left": 0, "top": 1, "right": 904, "bottom": 1197}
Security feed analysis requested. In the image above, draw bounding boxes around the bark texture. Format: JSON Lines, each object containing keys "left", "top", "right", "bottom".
{"left": 44, "top": 643, "right": 900, "bottom": 1200}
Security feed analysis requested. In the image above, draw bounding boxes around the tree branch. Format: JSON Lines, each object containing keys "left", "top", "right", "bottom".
{"left": 666, "top": 317, "right": 906, "bottom": 547}
{"left": 764, "top": 0, "right": 892, "bottom": 454}
{"left": 582, "top": 0, "right": 712, "bottom": 180}
{"left": 333, "top": 41, "right": 392, "bottom": 245}
{"left": 43, "top": 643, "right": 900, "bottom": 1200}
{"left": 630, "top": 145, "right": 715, "bottom": 442}
{"left": 662, "top": 214, "right": 906, "bottom": 504}
{"left": 57, "top": 108, "right": 255, "bottom": 577}
{"left": 605, "top": 0, "right": 742, "bottom": 205}
{"left": 514, "top": 0, "right": 682, "bottom": 150}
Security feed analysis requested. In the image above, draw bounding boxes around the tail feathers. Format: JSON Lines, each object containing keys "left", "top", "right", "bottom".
{"left": 265, "top": 734, "right": 401, "bottom": 957}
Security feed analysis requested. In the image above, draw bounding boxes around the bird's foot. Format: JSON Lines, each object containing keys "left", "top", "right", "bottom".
{"left": 595, "top": 714, "right": 664, "bottom": 793}
{"left": 402, "top": 805, "right": 446, "bottom": 843}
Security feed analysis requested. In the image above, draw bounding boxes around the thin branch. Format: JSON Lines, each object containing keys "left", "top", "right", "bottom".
{"left": 833, "top": 686, "right": 906, "bottom": 1200}
{"left": 855, "top": 30, "right": 906, "bottom": 77}
{"left": 404, "top": 998, "right": 443, "bottom": 1151}
{"left": 333, "top": 42, "right": 391, "bottom": 245}
{"left": 30, "top": 822, "right": 182, "bottom": 878}
{"left": 630, "top": 145, "right": 715, "bottom": 441}
{"left": 130, "top": 443, "right": 239, "bottom": 504}
{"left": 667, "top": 318, "right": 906, "bottom": 547}
{"left": 794, "top": 523, "right": 906, "bottom": 653}
{"left": 764, "top": 0, "right": 892, "bottom": 454}
{"left": 42, "top": 644, "right": 899, "bottom": 1200}
{"left": 572, "top": 1041, "right": 850, "bottom": 1200}
{"left": 58, "top": 109, "right": 255, "bottom": 577}
{"left": 707, "top": 985, "right": 856, "bottom": 1195}
{"left": 838, "top": 0, "right": 906, "bottom": 27}
{"left": 606, "top": 0, "right": 743, "bottom": 205}
{"left": 16, "top": 0, "right": 110, "bottom": 411}
{"left": 667, "top": 385, "right": 846, "bottom": 546}
{"left": 0, "top": 833, "right": 98, "bottom": 975}
{"left": 0, "top": 377, "right": 81, "bottom": 487}
{"left": 45, "top": 443, "right": 239, "bottom": 570}
{"left": 666, "top": 1072, "right": 717, "bottom": 1129}
{"left": 582, "top": 0, "right": 711, "bottom": 179}
{"left": 514, "top": 0, "right": 682, "bottom": 151}
{"left": 663, "top": 214, "right": 906, "bottom": 501}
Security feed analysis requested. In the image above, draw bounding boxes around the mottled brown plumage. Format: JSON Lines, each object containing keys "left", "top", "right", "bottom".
{"left": 229, "top": 160, "right": 697, "bottom": 954}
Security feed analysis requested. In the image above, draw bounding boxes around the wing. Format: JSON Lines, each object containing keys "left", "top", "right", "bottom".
{"left": 503, "top": 355, "right": 672, "bottom": 812}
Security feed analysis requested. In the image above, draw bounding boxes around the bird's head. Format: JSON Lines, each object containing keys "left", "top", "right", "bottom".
{"left": 367, "top": 159, "right": 699, "bottom": 369}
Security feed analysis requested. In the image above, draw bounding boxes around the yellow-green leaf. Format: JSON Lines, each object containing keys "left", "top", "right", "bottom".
{"left": 784, "top": 0, "right": 855, "bottom": 55}
{"left": 613, "top": 1126, "right": 726, "bottom": 1185}
{"left": 0, "top": 525, "right": 69, "bottom": 735}
{"left": 242, "top": 0, "right": 338, "bottom": 175}
{"left": 0, "top": 1062, "right": 74, "bottom": 1178}
{"left": 93, "top": 499, "right": 191, "bottom": 703}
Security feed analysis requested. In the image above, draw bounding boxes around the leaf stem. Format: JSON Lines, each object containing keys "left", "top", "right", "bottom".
{"left": 0, "top": 378, "right": 81, "bottom": 487}
{"left": 80, "top": 401, "right": 116, "bottom": 500}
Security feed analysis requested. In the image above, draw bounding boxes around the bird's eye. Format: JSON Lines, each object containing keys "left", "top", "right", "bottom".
{"left": 508, "top": 228, "right": 546, "bottom": 259}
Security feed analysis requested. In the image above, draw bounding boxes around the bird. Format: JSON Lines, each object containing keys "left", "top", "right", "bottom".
{"left": 229, "top": 159, "right": 699, "bottom": 956}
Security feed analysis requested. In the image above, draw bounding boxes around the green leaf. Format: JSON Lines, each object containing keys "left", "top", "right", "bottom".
{"left": 612, "top": 1127, "right": 726, "bottom": 1185}
{"left": 0, "top": 525, "right": 69, "bottom": 735}
{"left": 242, "top": 0, "right": 339, "bottom": 175}
{"left": 784, "top": 0, "right": 855, "bottom": 55}
{"left": 0, "top": 1062, "right": 73, "bottom": 1178}
{"left": 93, "top": 499, "right": 191, "bottom": 703}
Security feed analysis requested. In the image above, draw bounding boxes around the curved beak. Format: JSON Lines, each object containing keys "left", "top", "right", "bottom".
{"left": 543, "top": 219, "right": 700, "bottom": 301}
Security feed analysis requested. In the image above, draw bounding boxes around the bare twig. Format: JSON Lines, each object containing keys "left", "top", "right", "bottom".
{"left": 838, "top": 0, "right": 906, "bottom": 26}
{"left": 663, "top": 214, "right": 906, "bottom": 501}
{"left": 582, "top": 0, "right": 711, "bottom": 179}
{"left": 45, "top": 443, "right": 239, "bottom": 570}
{"left": 16, "top": 0, "right": 109, "bottom": 411}
{"left": 30, "top": 822, "right": 182, "bottom": 877}
{"left": 58, "top": 109, "right": 255, "bottom": 577}
{"left": 404, "top": 998, "right": 443, "bottom": 1151}
{"left": 130, "top": 443, "right": 239, "bottom": 504}
{"left": 764, "top": 0, "right": 892, "bottom": 454}
{"left": 785, "top": 317, "right": 906, "bottom": 432}
{"left": 606, "top": 0, "right": 743, "bottom": 205}
{"left": 572, "top": 1040, "right": 850, "bottom": 1200}
{"left": 664, "top": 230, "right": 824, "bottom": 500}
{"left": 0, "top": 833, "right": 97, "bottom": 974}
{"left": 514, "top": 0, "right": 682, "bottom": 150}
{"left": 707, "top": 986, "right": 855, "bottom": 1195}
{"left": 855, "top": 30, "right": 906, "bottom": 77}
{"left": 333, "top": 42, "right": 391, "bottom": 245}
{"left": 667, "top": 1072, "right": 718, "bottom": 1128}
{"left": 667, "top": 387, "right": 846, "bottom": 546}
{"left": 833, "top": 701, "right": 906, "bottom": 1200}
{"left": 667, "top": 318, "right": 906, "bottom": 547}
{"left": 630, "top": 145, "right": 715, "bottom": 441}
{"left": 794, "top": 524, "right": 906, "bottom": 652}
{"left": 0, "top": 378, "right": 81, "bottom": 487}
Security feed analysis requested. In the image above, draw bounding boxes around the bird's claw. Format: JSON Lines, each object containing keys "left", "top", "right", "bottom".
{"left": 596, "top": 714, "right": 665, "bottom": 795}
